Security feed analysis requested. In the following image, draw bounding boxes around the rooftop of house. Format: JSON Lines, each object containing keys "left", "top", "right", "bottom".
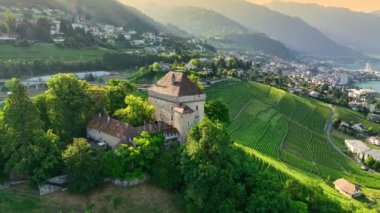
{"left": 148, "top": 71, "right": 204, "bottom": 97}
{"left": 365, "top": 149, "right": 380, "bottom": 161}
{"left": 88, "top": 115, "right": 137, "bottom": 139}
{"left": 333, "top": 178, "right": 359, "bottom": 196}
{"left": 345, "top": 139, "right": 370, "bottom": 151}
{"left": 88, "top": 115, "right": 179, "bottom": 139}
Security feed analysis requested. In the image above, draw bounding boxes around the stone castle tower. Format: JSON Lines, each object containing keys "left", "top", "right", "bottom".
{"left": 148, "top": 71, "right": 206, "bottom": 142}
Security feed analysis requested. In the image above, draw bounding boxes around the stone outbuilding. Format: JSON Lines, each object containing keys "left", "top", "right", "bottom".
{"left": 333, "top": 178, "right": 361, "bottom": 198}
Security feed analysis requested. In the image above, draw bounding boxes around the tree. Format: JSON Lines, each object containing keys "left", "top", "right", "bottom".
{"left": 45, "top": 74, "right": 91, "bottom": 142}
{"left": 28, "top": 130, "right": 62, "bottom": 184}
{"left": 188, "top": 59, "right": 200, "bottom": 69}
{"left": 62, "top": 138, "right": 107, "bottom": 193}
{"left": 133, "top": 132, "right": 164, "bottom": 170}
{"left": 0, "top": 79, "right": 62, "bottom": 184}
{"left": 150, "top": 147, "right": 183, "bottom": 191}
{"left": 106, "top": 132, "right": 164, "bottom": 180}
{"left": 4, "top": 11, "right": 16, "bottom": 33}
{"left": 114, "top": 95, "right": 154, "bottom": 126}
{"left": 1, "top": 79, "right": 44, "bottom": 178}
{"left": 205, "top": 99, "right": 230, "bottom": 123}
{"left": 150, "top": 62, "right": 161, "bottom": 72}
{"left": 188, "top": 74, "right": 204, "bottom": 90}
{"left": 33, "top": 18, "right": 51, "bottom": 42}
{"left": 105, "top": 79, "right": 136, "bottom": 115}
{"left": 365, "top": 156, "right": 376, "bottom": 168}
{"left": 0, "top": 22, "right": 9, "bottom": 33}
{"left": 33, "top": 94, "right": 52, "bottom": 131}
{"left": 86, "top": 84, "right": 107, "bottom": 118}
{"left": 180, "top": 119, "right": 237, "bottom": 212}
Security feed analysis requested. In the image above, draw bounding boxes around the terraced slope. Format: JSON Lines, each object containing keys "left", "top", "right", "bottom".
{"left": 207, "top": 81, "right": 380, "bottom": 202}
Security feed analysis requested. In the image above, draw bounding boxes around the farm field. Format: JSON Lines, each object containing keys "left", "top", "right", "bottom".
{"left": 0, "top": 183, "right": 181, "bottom": 213}
{"left": 206, "top": 81, "right": 380, "bottom": 209}
{"left": 0, "top": 44, "right": 111, "bottom": 62}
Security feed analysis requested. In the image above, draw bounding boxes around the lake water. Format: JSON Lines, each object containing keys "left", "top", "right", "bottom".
{"left": 355, "top": 81, "right": 380, "bottom": 92}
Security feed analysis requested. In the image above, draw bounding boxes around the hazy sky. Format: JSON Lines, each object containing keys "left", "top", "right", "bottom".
{"left": 251, "top": 0, "right": 380, "bottom": 12}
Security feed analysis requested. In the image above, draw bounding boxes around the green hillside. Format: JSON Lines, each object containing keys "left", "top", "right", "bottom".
{"left": 207, "top": 81, "right": 380, "bottom": 208}
{"left": 1, "top": 0, "right": 159, "bottom": 33}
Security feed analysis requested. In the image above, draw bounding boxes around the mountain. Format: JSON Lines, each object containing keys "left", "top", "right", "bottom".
{"left": 267, "top": 1, "right": 380, "bottom": 55}
{"left": 373, "top": 11, "right": 380, "bottom": 16}
{"left": 123, "top": 0, "right": 362, "bottom": 58}
{"left": 153, "top": 7, "right": 294, "bottom": 59}
{"left": 1, "top": 0, "right": 160, "bottom": 33}
{"left": 158, "top": 7, "right": 249, "bottom": 37}
{"left": 219, "top": 33, "right": 295, "bottom": 60}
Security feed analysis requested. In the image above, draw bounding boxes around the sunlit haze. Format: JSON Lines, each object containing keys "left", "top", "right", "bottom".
{"left": 251, "top": 0, "right": 380, "bottom": 12}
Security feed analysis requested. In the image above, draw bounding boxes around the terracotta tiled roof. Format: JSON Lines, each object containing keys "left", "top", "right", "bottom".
{"left": 88, "top": 116, "right": 180, "bottom": 139}
{"left": 88, "top": 115, "right": 136, "bottom": 139}
{"left": 333, "top": 178, "right": 359, "bottom": 196}
{"left": 173, "top": 105, "right": 194, "bottom": 114}
{"left": 148, "top": 71, "right": 204, "bottom": 97}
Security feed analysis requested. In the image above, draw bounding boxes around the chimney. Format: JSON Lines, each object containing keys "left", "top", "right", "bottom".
{"left": 171, "top": 74, "right": 176, "bottom": 86}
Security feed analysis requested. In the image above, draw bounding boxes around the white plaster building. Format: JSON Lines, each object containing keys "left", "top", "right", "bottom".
{"left": 367, "top": 137, "right": 380, "bottom": 146}
{"left": 148, "top": 71, "right": 206, "bottom": 142}
{"left": 345, "top": 139, "right": 371, "bottom": 159}
{"left": 87, "top": 115, "right": 179, "bottom": 149}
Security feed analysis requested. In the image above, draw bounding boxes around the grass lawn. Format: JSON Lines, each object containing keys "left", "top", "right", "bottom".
{"left": 0, "top": 183, "right": 182, "bottom": 213}
{"left": 0, "top": 43, "right": 111, "bottom": 62}
{"left": 368, "top": 144, "right": 380, "bottom": 150}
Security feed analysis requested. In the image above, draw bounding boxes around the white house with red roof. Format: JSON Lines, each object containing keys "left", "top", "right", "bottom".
{"left": 87, "top": 115, "right": 179, "bottom": 149}
{"left": 148, "top": 71, "right": 206, "bottom": 142}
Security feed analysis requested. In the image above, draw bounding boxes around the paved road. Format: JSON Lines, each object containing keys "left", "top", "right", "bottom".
{"left": 324, "top": 105, "right": 354, "bottom": 161}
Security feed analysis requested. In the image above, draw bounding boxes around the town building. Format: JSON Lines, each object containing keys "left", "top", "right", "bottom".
{"left": 344, "top": 139, "right": 371, "bottom": 159}
{"left": 87, "top": 115, "right": 179, "bottom": 149}
{"left": 333, "top": 178, "right": 361, "bottom": 198}
{"left": 364, "top": 149, "right": 380, "bottom": 161}
{"left": 367, "top": 137, "right": 380, "bottom": 146}
{"left": 345, "top": 139, "right": 380, "bottom": 161}
{"left": 148, "top": 71, "right": 206, "bottom": 142}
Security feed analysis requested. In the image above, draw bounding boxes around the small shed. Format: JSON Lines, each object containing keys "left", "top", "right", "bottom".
{"left": 333, "top": 178, "right": 361, "bottom": 198}
{"left": 38, "top": 175, "right": 68, "bottom": 196}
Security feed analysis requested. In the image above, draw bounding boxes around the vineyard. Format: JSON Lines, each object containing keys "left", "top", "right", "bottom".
{"left": 206, "top": 81, "right": 380, "bottom": 203}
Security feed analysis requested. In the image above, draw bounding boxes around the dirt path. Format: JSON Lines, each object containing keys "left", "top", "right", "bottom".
{"left": 233, "top": 100, "right": 251, "bottom": 121}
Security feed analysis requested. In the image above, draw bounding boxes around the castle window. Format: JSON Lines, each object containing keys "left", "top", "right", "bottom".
{"left": 171, "top": 115, "right": 174, "bottom": 121}
{"left": 196, "top": 105, "right": 198, "bottom": 111}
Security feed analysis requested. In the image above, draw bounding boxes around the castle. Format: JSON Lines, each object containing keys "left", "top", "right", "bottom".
{"left": 148, "top": 71, "right": 206, "bottom": 142}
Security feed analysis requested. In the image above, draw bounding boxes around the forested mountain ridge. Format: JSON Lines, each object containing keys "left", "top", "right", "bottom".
{"left": 155, "top": 6, "right": 294, "bottom": 59}
{"left": 267, "top": 1, "right": 380, "bottom": 55}
{"left": 157, "top": 7, "right": 249, "bottom": 37}
{"left": 123, "top": 0, "right": 363, "bottom": 58}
